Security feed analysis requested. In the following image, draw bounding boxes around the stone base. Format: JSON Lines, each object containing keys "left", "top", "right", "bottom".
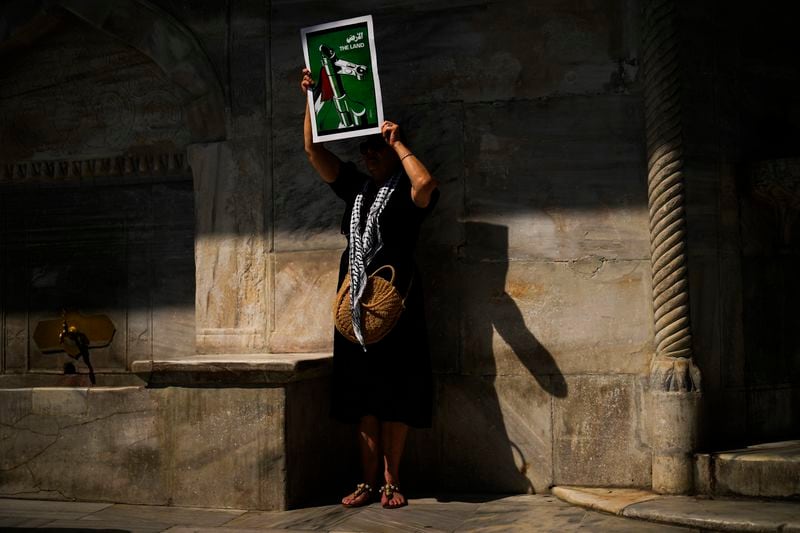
{"left": 647, "top": 389, "right": 701, "bottom": 494}
{"left": 0, "top": 353, "right": 349, "bottom": 511}
{"left": 694, "top": 440, "right": 800, "bottom": 499}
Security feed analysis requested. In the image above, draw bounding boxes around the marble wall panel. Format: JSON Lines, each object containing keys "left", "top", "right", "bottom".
{"left": 150, "top": 182, "right": 196, "bottom": 360}
{"left": 160, "top": 386, "right": 286, "bottom": 510}
{"left": 400, "top": 412, "right": 440, "bottom": 492}
{"left": 31, "top": 387, "right": 88, "bottom": 416}
{"left": 0, "top": 388, "right": 32, "bottom": 425}
{"left": 2, "top": 275, "right": 28, "bottom": 372}
{"left": 0, "top": 390, "right": 37, "bottom": 494}
{"left": 438, "top": 374, "right": 553, "bottom": 494}
{"left": 417, "top": 253, "right": 462, "bottom": 375}
{"left": 0, "top": 385, "right": 303, "bottom": 510}
{"left": 463, "top": 95, "right": 648, "bottom": 261}
{"left": 229, "top": 35, "right": 268, "bottom": 140}
{"left": 190, "top": 140, "right": 269, "bottom": 353}
{"left": 392, "top": 103, "right": 465, "bottom": 250}
{"left": 0, "top": 387, "right": 167, "bottom": 504}
{"left": 127, "top": 237, "right": 154, "bottom": 366}
{"left": 379, "top": 0, "right": 638, "bottom": 106}
{"left": 269, "top": 0, "right": 639, "bottom": 120}
{"left": 460, "top": 257, "right": 653, "bottom": 377}
{"left": 553, "top": 374, "right": 650, "bottom": 487}
{"left": 271, "top": 122, "right": 349, "bottom": 252}
{"left": 285, "top": 377, "right": 354, "bottom": 507}
{"left": 269, "top": 250, "right": 341, "bottom": 353}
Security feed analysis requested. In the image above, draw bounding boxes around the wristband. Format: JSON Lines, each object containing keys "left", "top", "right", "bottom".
{"left": 400, "top": 153, "right": 414, "bottom": 161}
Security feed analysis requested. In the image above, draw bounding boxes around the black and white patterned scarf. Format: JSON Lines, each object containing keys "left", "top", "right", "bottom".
{"left": 348, "top": 172, "right": 401, "bottom": 350}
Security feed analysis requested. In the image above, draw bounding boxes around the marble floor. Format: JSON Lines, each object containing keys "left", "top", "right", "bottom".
{"left": 0, "top": 494, "right": 706, "bottom": 532}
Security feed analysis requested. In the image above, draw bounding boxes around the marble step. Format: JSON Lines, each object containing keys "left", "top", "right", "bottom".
{"left": 694, "top": 440, "right": 800, "bottom": 499}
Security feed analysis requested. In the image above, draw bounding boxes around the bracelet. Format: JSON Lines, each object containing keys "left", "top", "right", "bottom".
{"left": 400, "top": 152, "right": 414, "bottom": 161}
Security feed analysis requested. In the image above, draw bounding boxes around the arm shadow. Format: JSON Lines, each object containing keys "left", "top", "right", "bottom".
{"left": 464, "top": 221, "right": 568, "bottom": 398}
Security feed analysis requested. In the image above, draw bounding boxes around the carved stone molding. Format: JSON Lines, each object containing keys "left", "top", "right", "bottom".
{"left": 649, "top": 355, "right": 701, "bottom": 392}
{"left": 1, "top": 152, "right": 190, "bottom": 181}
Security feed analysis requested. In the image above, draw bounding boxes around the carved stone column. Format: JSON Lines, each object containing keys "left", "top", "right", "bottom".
{"left": 642, "top": 0, "right": 702, "bottom": 494}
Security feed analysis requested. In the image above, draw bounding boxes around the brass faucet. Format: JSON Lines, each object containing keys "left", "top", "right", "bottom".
{"left": 33, "top": 311, "right": 115, "bottom": 385}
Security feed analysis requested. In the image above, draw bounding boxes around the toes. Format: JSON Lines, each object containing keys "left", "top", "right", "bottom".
{"left": 392, "top": 494, "right": 406, "bottom": 508}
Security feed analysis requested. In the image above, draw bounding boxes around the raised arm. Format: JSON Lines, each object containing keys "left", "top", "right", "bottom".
{"left": 381, "top": 121, "right": 439, "bottom": 208}
{"left": 301, "top": 68, "right": 341, "bottom": 183}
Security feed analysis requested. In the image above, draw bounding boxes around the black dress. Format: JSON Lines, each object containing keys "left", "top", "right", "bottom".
{"left": 329, "top": 161, "right": 438, "bottom": 428}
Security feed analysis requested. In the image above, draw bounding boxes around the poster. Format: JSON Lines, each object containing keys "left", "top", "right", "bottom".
{"left": 301, "top": 15, "right": 384, "bottom": 143}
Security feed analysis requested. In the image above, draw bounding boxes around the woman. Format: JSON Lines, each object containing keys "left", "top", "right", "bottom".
{"left": 301, "top": 68, "right": 439, "bottom": 509}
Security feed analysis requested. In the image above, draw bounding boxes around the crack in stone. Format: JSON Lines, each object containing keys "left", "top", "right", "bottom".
{"left": 58, "top": 409, "right": 153, "bottom": 430}
{"left": 2, "top": 410, "right": 152, "bottom": 474}
{"left": 0, "top": 419, "right": 59, "bottom": 437}
{"left": 0, "top": 435, "right": 59, "bottom": 472}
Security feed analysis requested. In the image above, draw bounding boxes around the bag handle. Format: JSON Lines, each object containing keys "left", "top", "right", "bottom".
{"left": 360, "top": 265, "right": 400, "bottom": 310}
{"left": 349, "top": 264, "right": 413, "bottom": 310}
{"left": 371, "top": 264, "right": 396, "bottom": 284}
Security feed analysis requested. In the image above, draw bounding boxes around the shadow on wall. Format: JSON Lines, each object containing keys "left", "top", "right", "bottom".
{"left": 411, "top": 221, "right": 567, "bottom": 495}
{"left": 464, "top": 221, "right": 567, "bottom": 397}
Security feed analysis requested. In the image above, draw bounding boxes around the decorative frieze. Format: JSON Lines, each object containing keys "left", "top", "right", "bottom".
{"left": 1, "top": 152, "right": 190, "bottom": 181}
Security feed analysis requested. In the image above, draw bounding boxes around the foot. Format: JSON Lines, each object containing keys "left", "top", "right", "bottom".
{"left": 380, "top": 483, "right": 407, "bottom": 509}
{"left": 342, "top": 483, "right": 374, "bottom": 508}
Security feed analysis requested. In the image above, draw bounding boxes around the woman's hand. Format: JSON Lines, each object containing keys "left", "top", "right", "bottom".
{"left": 381, "top": 121, "right": 401, "bottom": 147}
{"left": 302, "top": 67, "right": 340, "bottom": 183}
{"left": 381, "top": 120, "right": 439, "bottom": 208}
{"left": 301, "top": 68, "right": 315, "bottom": 94}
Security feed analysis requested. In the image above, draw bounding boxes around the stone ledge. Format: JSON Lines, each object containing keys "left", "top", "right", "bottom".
{"left": 552, "top": 486, "right": 658, "bottom": 515}
{"left": 695, "top": 440, "right": 800, "bottom": 499}
{"left": 131, "top": 353, "right": 333, "bottom": 386}
{"left": 553, "top": 485, "right": 800, "bottom": 532}
{"left": 623, "top": 496, "right": 800, "bottom": 532}
{"left": 0, "top": 373, "right": 146, "bottom": 388}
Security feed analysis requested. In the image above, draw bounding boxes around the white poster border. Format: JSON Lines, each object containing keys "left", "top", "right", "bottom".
{"left": 301, "top": 15, "right": 384, "bottom": 143}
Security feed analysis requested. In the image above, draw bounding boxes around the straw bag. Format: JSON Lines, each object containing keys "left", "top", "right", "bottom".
{"left": 334, "top": 265, "right": 408, "bottom": 345}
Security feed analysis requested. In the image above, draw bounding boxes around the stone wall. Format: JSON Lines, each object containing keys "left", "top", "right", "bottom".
{"left": 1, "top": 0, "right": 655, "bottom": 494}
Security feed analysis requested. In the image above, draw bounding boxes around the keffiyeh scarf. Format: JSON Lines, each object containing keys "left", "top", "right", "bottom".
{"left": 348, "top": 172, "right": 401, "bottom": 350}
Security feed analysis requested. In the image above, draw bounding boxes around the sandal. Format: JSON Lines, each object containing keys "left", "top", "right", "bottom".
{"left": 342, "top": 482, "right": 374, "bottom": 508}
{"left": 380, "top": 483, "right": 407, "bottom": 509}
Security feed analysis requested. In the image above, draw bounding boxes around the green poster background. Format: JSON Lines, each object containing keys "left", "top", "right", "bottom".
{"left": 306, "top": 22, "right": 379, "bottom": 136}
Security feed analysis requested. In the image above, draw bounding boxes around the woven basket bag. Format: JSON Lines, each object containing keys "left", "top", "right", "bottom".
{"left": 333, "top": 265, "right": 406, "bottom": 345}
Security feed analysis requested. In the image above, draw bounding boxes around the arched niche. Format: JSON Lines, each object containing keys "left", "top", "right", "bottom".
{"left": 0, "top": 2, "right": 223, "bottom": 375}
{"left": 0, "top": 0, "right": 226, "bottom": 144}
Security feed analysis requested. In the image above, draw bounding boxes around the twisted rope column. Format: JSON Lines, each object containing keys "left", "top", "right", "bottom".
{"left": 642, "top": 0, "right": 702, "bottom": 494}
